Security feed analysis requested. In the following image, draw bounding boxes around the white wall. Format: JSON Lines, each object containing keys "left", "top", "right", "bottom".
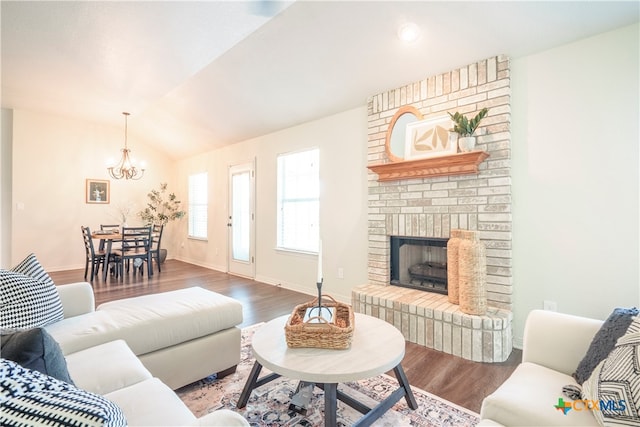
{"left": 511, "top": 23, "right": 640, "bottom": 345}
{"left": 7, "top": 109, "right": 178, "bottom": 270}
{"left": 176, "top": 107, "right": 370, "bottom": 302}
{"left": 1, "top": 109, "right": 14, "bottom": 267}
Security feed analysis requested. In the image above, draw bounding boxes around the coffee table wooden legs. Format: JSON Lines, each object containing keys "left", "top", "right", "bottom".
{"left": 324, "top": 383, "right": 338, "bottom": 426}
{"left": 237, "top": 361, "right": 417, "bottom": 426}
{"left": 319, "top": 364, "right": 418, "bottom": 427}
{"left": 237, "top": 361, "right": 280, "bottom": 409}
{"left": 393, "top": 364, "right": 418, "bottom": 410}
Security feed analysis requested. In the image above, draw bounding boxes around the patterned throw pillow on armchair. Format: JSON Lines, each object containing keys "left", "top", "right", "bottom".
{"left": 581, "top": 317, "right": 640, "bottom": 426}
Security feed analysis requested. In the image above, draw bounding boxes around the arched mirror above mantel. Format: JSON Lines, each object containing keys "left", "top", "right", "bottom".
{"left": 384, "top": 106, "right": 423, "bottom": 162}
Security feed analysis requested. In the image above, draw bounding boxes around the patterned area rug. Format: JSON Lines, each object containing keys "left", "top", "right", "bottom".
{"left": 176, "top": 324, "right": 479, "bottom": 426}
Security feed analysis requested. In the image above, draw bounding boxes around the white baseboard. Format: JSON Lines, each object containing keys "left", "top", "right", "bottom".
{"left": 255, "top": 274, "right": 350, "bottom": 305}
{"left": 157, "top": 258, "right": 352, "bottom": 305}
{"left": 173, "top": 256, "right": 226, "bottom": 273}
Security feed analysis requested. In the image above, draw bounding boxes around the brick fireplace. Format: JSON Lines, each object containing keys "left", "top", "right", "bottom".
{"left": 352, "top": 55, "right": 513, "bottom": 362}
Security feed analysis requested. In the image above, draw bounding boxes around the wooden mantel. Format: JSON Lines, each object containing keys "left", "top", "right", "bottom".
{"left": 367, "top": 151, "right": 489, "bottom": 181}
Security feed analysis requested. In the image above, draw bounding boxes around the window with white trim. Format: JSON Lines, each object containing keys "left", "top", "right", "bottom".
{"left": 188, "top": 172, "right": 207, "bottom": 239}
{"left": 277, "top": 148, "right": 319, "bottom": 253}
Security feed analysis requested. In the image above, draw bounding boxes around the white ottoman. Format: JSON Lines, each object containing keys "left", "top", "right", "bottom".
{"left": 47, "top": 287, "right": 243, "bottom": 389}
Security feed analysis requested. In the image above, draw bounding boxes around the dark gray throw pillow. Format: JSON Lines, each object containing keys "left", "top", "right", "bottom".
{"left": 572, "top": 307, "right": 639, "bottom": 385}
{"left": 0, "top": 327, "right": 74, "bottom": 384}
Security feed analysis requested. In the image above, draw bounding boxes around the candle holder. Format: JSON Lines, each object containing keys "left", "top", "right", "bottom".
{"left": 303, "top": 279, "right": 335, "bottom": 323}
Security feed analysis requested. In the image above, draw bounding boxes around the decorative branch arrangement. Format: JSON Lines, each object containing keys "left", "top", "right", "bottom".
{"left": 138, "top": 183, "right": 186, "bottom": 225}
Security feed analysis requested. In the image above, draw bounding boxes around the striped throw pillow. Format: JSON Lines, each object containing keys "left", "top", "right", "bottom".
{"left": 0, "top": 359, "right": 126, "bottom": 426}
{"left": 11, "top": 253, "right": 56, "bottom": 288}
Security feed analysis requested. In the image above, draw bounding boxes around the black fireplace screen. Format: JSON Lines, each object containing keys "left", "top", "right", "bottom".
{"left": 390, "top": 236, "right": 448, "bottom": 294}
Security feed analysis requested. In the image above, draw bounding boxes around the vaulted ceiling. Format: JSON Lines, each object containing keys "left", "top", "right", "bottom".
{"left": 2, "top": 1, "right": 638, "bottom": 159}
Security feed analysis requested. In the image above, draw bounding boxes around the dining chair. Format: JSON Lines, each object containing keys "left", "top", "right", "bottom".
{"left": 100, "top": 224, "right": 120, "bottom": 232}
{"left": 112, "top": 226, "right": 153, "bottom": 278}
{"left": 148, "top": 224, "right": 164, "bottom": 273}
{"left": 81, "top": 226, "right": 107, "bottom": 281}
{"left": 98, "top": 224, "right": 121, "bottom": 251}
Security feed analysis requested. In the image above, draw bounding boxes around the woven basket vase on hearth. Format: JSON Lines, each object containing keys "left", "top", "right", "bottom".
{"left": 458, "top": 230, "right": 488, "bottom": 315}
{"left": 447, "top": 229, "right": 462, "bottom": 305}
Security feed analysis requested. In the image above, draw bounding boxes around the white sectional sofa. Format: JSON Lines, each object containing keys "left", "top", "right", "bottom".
{"left": 1, "top": 263, "right": 249, "bottom": 426}
{"left": 45, "top": 282, "right": 244, "bottom": 389}
{"left": 1, "top": 335, "right": 248, "bottom": 426}
{"left": 480, "top": 309, "right": 604, "bottom": 426}
{"left": 66, "top": 339, "right": 249, "bottom": 426}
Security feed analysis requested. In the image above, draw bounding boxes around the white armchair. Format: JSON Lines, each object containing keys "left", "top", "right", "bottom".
{"left": 480, "top": 310, "right": 603, "bottom": 426}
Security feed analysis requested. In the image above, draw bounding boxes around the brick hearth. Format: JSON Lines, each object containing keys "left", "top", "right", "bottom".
{"left": 352, "top": 284, "right": 512, "bottom": 362}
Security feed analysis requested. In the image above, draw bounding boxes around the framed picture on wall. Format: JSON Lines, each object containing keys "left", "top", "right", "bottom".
{"left": 404, "top": 115, "right": 457, "bottom": 160}
{"left": 86, "top": 179, "right": 110, "bottom": 204}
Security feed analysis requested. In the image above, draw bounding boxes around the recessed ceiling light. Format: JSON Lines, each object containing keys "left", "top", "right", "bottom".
{"left": 398, "top": 22, "right": 420, "bottom": 43}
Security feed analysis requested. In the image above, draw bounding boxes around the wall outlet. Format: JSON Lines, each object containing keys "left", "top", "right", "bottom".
{"left": 543, "top": 300, "right": 557, "bottom": 311}
{"left": 337, "top": 267, "right": 344, "bottom": 279}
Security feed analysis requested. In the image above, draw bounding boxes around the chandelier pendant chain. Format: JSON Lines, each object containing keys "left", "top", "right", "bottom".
{"left": 123, "top": 111, "right": 129, "bottom": 150}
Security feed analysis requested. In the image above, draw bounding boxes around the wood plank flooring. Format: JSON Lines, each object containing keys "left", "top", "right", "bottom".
{"left": 49, "top": 260, "right": 521, "bottom": 413}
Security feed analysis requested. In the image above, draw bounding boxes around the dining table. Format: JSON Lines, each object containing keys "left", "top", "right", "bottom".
{"left": 91, "top": 230, "right": 153, "bottom": 280}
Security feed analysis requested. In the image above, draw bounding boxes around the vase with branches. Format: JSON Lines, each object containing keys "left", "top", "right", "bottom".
{"left": 110, "top": 201, "right": 135, "bottom": 228}
{"left": 138, "top": 183, "right": 186, "bottom": 226}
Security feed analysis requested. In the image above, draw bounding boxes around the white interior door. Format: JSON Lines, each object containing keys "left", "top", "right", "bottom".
{"left": 228, "top": 161, "right": 255, "bottom": 278}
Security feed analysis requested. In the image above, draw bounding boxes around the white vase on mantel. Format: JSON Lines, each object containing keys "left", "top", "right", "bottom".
{"left": 458, "top": 136, "right": 476, "bottom": 152}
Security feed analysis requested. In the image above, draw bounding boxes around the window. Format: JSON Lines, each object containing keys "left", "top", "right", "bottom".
{"left": 188, "top": 172, "right": 207, "bottom": 239}
{"left": 277, "top": 148, "right": 319, "bottom": 253}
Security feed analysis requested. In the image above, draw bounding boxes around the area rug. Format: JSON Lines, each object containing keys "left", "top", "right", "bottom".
{"left": 176, "top": 324, "right": 479, "bottom": 426}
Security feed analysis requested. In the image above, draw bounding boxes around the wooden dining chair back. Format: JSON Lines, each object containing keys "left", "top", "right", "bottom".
{"left": 112, "top": 226, "right": 153, "bottom": 277}
{"left": 99, "top": 224, "right": 120, "bottom": 250}
{"left": 149, "top": 224, "right": 164, "bottom": 273}
{"left": 81, "top": 226, "right": 106, "bottom": 281}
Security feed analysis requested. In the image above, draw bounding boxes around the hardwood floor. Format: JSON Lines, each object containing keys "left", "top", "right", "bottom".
{"left": 49, "top": 260, "right": 521, "bottom": 413}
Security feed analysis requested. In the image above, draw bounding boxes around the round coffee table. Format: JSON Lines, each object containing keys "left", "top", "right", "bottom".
{"left": 237, "top": 312, "right": 417, "bottom": 426}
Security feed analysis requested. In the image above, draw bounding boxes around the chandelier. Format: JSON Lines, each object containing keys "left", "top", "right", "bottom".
{"left": 107, "top": 112, "right": 145, "bottom": 180}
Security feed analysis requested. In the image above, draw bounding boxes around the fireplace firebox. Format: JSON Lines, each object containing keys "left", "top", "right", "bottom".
{"left": 390, "top": 236, "right": 448, "bottom": 294}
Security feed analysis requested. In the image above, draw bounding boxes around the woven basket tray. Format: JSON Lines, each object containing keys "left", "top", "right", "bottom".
{"left": 284, "top": 295, "right": 355, "bottom": 349}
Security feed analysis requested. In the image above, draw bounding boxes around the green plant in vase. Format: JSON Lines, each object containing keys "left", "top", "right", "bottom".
{"left": 448, "top": 108, "right": 489, "bottom": 152}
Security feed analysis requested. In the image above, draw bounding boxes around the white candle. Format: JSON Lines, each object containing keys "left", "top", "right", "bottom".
{"left": 317, "top": 239, "right": 323, "bottom": 283}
